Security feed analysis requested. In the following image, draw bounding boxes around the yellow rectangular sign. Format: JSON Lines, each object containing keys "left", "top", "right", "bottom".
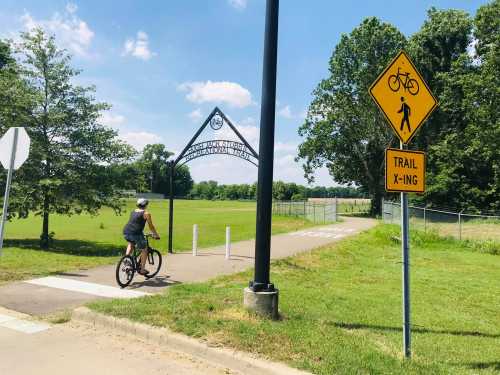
{"left": 385, "top": 148, "right": 425, "bottom": 193}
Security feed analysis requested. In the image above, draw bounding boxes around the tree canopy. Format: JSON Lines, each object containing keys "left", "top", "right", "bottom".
{"left": 298, "top": 2, "right": 499, "bottom": 214}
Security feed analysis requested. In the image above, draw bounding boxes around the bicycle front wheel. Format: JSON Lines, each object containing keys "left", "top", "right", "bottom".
{"left": 116, "top": 255, "right": 135, "bottom": 288}
{"left": 145, "top": 249, "right": 162, "bottom": 279}
{"left": 408, "top": 79, "right": 419, "bottom": 95}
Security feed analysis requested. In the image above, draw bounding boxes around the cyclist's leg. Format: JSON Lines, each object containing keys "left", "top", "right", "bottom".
{"left": 136, "top": 235, "right": 148, "bottom": 274}
{"left": 139, "top": 248, "right": 148, "bottom": 273}
{"left": 125, "top": 241, "right": 135, "bottom": 256}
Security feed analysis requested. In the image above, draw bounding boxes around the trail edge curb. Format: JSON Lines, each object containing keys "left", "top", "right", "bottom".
{"left": 72, "top": 307, "right": 312, "bottom": 375}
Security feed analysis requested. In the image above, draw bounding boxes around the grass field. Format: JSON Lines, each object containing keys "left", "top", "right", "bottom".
{"left": 409, "top": 218, "right": 500, "bottom": 243}
{"left": 0, "top": 200, "right": 315, "bottom": 284}
{"left": 90, "top": 224, "right": 500, "bottom": 375}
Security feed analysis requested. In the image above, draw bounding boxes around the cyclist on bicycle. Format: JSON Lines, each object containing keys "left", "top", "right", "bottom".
{"left": 123, "top": 198, "right": 160, "bottom": 276}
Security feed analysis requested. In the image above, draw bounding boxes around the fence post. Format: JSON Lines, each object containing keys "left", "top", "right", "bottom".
{"left": 423, "top": 206, "right": 426, "bottom": 232}
{"left": 458, "top": 211, "right": 462, "bottom": 240}
{"left": 313, "top": 203, "right": 316, "bottom": 223}
{"left": 335, "top": 197, "right": 339, "bottom": 221}
{"left": 225, "top": 226, "right": 231, "bottom": 259}
{"left": 192, "top": 224, "right": 198, "bottom": 256}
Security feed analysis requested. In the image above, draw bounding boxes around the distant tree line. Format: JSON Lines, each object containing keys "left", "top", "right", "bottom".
{"left": 187, "top": 180, "right": 365, "bottom": 201}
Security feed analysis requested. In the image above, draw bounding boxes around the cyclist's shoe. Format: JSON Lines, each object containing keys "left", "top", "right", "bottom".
{"left": 138, "top": 269, "right": 149, "bottom": 276}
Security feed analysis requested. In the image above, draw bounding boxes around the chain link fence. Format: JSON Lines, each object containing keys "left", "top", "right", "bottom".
{"left": 272, "top": 199, "right": 371, "bottom": 224}
{"left": 383, "top": 200, "right": 500, "bottom": 242}
{"left": 272, "top": 201, "right": 336, "bottom": 223}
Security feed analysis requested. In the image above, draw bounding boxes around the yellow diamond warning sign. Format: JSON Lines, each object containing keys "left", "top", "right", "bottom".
{"left": 385, "top": 148, "right": 425, "bottom": 193}
{"left": 370, "top": 51, "right": 438, "bottom": 144}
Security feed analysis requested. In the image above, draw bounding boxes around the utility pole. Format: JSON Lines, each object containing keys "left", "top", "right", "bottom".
{"left": 243, "top": 0, "right": 280, "bottom": 320}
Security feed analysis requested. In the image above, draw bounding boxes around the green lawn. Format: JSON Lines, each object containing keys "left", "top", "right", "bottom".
{"left": 0, "top": 199, "right": 314, "bottom": 284}
{"left": 89, "top": 224, "right": 500, "bottom": 375}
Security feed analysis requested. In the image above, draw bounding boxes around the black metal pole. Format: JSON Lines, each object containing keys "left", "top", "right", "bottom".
{"left": 250, "top": 0, "right": 279, "bottom": 292}
{"left": 400, "top": 141, "right": 411, "bottom": 358}
{"left": 168, "top": 161, "right": 174, "bottom": 254}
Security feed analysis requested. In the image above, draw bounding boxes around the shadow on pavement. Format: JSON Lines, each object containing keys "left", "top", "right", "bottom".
{"left": 128, "top": 275, "right": 181, "bottom": 289}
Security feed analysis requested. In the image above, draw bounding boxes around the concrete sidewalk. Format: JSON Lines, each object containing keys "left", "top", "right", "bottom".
{"left": 0, "top": 216, "right": 376, "bottom": 316}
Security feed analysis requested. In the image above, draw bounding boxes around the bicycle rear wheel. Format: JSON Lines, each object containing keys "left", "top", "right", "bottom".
{"left": 116, "top": 255, "right": 135, "bottom": 288}
{"left": 145, "top": 249, "right": 162, "bottom": 279}
{"left": 388, "top": 75, "right": 400, "bottom": 92}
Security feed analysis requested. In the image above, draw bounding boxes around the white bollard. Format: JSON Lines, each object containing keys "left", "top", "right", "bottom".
{"left": 225, "top": 226, "right": 231, "bottom": 260}
{"left": 192, "top": 224, "right": 198, "bottom": 256}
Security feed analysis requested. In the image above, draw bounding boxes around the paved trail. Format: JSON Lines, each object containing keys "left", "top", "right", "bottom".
{"left": 0, "top": 216, "right": 375, "bottom": 315}
{"left": 0, "top": 216, "right": 376, "bottom": 375}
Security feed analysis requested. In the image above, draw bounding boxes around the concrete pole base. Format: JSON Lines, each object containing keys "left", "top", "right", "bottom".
{"left": 243, "top": 287, "right": 279, "bottom": 320}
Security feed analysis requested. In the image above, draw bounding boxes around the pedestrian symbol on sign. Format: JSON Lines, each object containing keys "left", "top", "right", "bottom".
{"left": 398, "top": 97, "right": 411, "bottom": 132}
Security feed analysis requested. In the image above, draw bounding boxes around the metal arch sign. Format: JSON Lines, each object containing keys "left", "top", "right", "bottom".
{"left": 180, "top": 140, "right": 258, "bottom": 167}
{"left": 369, "top": 51, "right": 438, "bottom": 144}
{"left": 174, "top": 107, "right": 259, "bottom": 167}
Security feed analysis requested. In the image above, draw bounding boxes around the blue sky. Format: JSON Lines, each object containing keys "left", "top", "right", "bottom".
{"left": 0, "top": 0, "right": 487, "bottom": 186}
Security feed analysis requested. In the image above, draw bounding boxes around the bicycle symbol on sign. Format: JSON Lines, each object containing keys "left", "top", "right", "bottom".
{"left": 388, "top": 67, "right": 419, "bottom": 95}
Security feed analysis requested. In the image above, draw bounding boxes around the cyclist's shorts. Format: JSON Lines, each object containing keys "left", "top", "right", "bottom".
{"left": 124, "top": 233, "right": 147, "bottom": 250}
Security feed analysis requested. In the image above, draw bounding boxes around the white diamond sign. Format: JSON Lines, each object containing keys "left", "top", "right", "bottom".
{"left": 0, "top": 127, "right": 30, "bottom": 170}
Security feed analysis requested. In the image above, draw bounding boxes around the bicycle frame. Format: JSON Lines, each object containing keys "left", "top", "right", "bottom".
{"left": 396, "top": 68, "right": 410, "bottom": 85}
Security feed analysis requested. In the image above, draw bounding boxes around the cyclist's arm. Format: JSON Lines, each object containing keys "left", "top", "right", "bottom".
{"left": 144, "top": 212, "right": 160, "bottom": 239}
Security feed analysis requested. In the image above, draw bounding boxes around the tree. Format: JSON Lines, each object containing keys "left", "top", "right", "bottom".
{"left": 135, "top": 144, "right": 172, "bottom": 193}
{"left": 171, "top": 165, "right": 194, "bottom": 197}
{"left": 419, "top": 2, "right": 499, "bottom": 211}
{"left": 407, "top": 8, "right": 473, "bottom": 152}
{"left": 10, "top": 29, "right": 134, "bottom": 248}
{"left": 297, "top": 18, "right": 406, "bottom": 215}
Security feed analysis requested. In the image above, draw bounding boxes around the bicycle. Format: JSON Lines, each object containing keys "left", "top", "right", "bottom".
{"left": 115, "top": 234, "right": 162, "bottom": 288}
{"left": 388, "top": 67, "right": 419, "bottom": 95}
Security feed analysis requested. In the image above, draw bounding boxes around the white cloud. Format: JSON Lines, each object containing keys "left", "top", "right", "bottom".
{"left": 120, "top": 131, "right": 162, "bottom": 151}
{"left": 278, "top": 105, "right": 293, "bottom": 119}
{"left": 275, "top": 141, "right": 298, "bottom": 152}
{"left": 218, "top": 116, "right": 259, "bottom": 147}
{"left": 99, "top": 112, "right": 126, "bottom": 129}
{"left": 178, "top": 81, "right": 253, "bottom": 108}
{"left": 228, "top": 0, "right": 247, "bottom": 10}
{"left": 188, "top": 108, "right": 203, "bottom": 122}
{"left": 20, "top": 6, "right": 94, "bottom": 58}
{"left": 123, "top": 31, "right": 155, "bottom": 61}
{"left": 278, "top": 105, "right": 308, "bottom": 120}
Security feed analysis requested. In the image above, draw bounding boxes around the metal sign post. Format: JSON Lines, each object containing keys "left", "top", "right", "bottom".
{"left": 400, "top": 142, "right": 411, "bottom": 358}
{"left": 0, "top": 128, "right": 19, "bottom": 254}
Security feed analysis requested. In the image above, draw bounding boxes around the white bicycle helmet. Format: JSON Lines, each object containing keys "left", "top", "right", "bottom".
{"left": 137, "top": 198, "right": 149, "bottom": 208}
